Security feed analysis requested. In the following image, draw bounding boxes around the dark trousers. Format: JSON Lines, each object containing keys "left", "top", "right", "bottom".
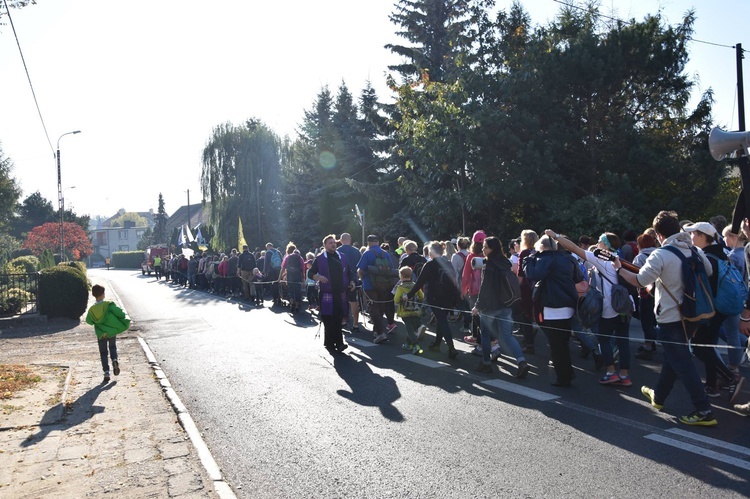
{"left": 431, "top": 306, "right": 454, "bottom": 348}
{"left": 321, "top": 297, "right": 344, "bottom": 349}
{"left": 639, "top": 295, "right": 658, "bottom": 344}
{"left": 98, "top": 337, "right": 117, "bottom": 373}
{"left": 154, "top": 265, "right": 162, "bottom": 280}
{"left": 692, "top": 312, "right": 734, "bottom": 388}
{"left": 365, "top": 288, "right": 395, "bottom": 334}
{"left": 654, "top": 321, "right": 711, "bottom": 412}
{"left": 541, "top": 318, "right": 572, "bottom": 383}
{"left": 598, "top": 315, "right": 631, "bottom": 370}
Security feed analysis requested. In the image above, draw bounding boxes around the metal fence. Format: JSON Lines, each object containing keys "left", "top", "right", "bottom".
{"left": 0, "top": 273, "right": 40, "bottom": 316}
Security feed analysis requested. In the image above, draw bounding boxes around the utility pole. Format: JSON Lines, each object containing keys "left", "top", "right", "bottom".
{"left": 732, "top": 43, "right": 749, "bottom": 233}
{"left": 186, "top": 189, "right": 191, "bottom": 231}
{"left": 56, "top": 131, "right": 81, "bottom": 261}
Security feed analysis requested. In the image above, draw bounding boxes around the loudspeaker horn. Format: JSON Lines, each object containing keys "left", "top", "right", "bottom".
{"left": 709, "top": 127, "right": 750, "bottom": 161}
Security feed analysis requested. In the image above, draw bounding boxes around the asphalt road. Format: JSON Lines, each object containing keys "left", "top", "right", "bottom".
{"left": 93, "top": 269, "right": 750, "bottom": 498}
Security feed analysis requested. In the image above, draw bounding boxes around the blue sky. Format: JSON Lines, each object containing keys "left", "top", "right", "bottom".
{"left": 1, "top": 0, "right": 747, "bottom": 219}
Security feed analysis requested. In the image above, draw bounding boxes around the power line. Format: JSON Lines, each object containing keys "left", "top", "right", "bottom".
{"left": 550, "top": 0, "right": 741, "bottom": 51}
{"left": 2, "top": 0, "right": 55, "bottom": 156}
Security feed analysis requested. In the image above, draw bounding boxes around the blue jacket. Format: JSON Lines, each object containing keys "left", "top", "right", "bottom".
{"left": 522, "top": 250, "right": 578, "bottom": 309}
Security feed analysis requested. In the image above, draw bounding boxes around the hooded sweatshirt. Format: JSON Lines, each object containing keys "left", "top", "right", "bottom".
{"left": 85, "top": 300, "right": 131, "bottom": 339}
{"left": 636, "top": 232, "right": 712, "bottom": 324}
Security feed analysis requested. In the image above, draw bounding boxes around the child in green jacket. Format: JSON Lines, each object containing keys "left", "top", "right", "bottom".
{"left": 85, "top": 284, "right": 130, "bottom": 383}
{"left": 394, "top": 266, "right": 425, "bottom": 354}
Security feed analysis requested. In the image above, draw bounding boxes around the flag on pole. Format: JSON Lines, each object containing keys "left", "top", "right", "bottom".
{"left": 185, "top": 224, "right": 195, "bottom": 243}
{"left": 238, "top": 217, "right": 248, "bottom": 249}
{"left": 196, "top": 227, "right": 203, "bottom": 243}
{"left": 178, "top": 225, "right": 185, "bottom": 246}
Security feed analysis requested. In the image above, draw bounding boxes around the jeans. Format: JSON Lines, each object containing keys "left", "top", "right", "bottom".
{"left": 98, "top": 337, "right": 117, "bottom": 373}
{"left": 692, "top": 312, "right": 734, "bottom": 388}
{"left": 154, "top": 265, "right": 162, "bottom": 280}
{"left": 480, "top": 307, "right": 525, "bottom": 365}
{"left": 571, "top": 316, "right": 598, "bottom": 352}
{"left": 654, "top": 321, "right": 711, "bottom": 412}
{"left": 598, "top": 315, "right": 631, "bottom": 370}
{"left": 720, "top": 314, "right": 743, "bottom": 367}
{"left": 540, "top": 318, "right": 572, "bottom": 383}
{"left": 431, "top": 306, "right": 454, "bottom": 349}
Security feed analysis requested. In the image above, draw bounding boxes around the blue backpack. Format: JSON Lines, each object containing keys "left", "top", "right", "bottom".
{"left": 660, "top": 246, "right": 715, "bottom": 335}
{"left": 705, "top": 253, "right": 747, "bottom": 315}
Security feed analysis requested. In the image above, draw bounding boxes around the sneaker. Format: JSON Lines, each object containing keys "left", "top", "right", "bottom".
{"left": 374, "top": 333, "right": 388, "bottom": 344}
{"left": 599, "top": 372, "right": 621, "bottom": 385}
{"left": 515, "top": 361, "right": 530, "bottom": 379}
{"left": 412, "top": 344, "right": 423, "bottom": 355}
{"left": 336, "top": 343, "right": 348, "bottom": 353}
{"left": 474, "top": 362, "right": 492, "bottom": 373}
{"left": 729, "top": 376, "right": 746, "bottom": 405}
{"left": 112, "top": 360, "right": 120, "bottom": 376}
{"left": 471, "top": 346, "right": 483, "bottom": 357}
{"left": 641, "top": 386, "right": 664, "bottom": 410}
{"left": 734, "top": 402, "right": 750, "bottom": 415}
{"left": 103, "top": 372, "right": 111, "bottom": 384}
{"left": 351, "top": 325, "right": 360, "bottom": 333}
{"left": 616, "top": 375, "right": 632, "bottom": 387}
{"left": 679, "top": 410, "right": 718, "bottom": 427}
{"left": 464, "top": 335, "right": 477, "bottom": 344}
{"left": 704, "top": 386, "right": 721, "bottom": 398}
{"left": 416, "top": 325, "right": 426, "bottom": 341}
{"left": 387, "top": 323, "right": 398, "bottom": 335}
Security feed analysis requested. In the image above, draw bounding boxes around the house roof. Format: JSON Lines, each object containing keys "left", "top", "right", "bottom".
{"left": 164, "top": 202, "right": 211, "bottom": 235}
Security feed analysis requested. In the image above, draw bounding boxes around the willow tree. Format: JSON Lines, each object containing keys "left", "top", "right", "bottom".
{"left": 200, "top": 119, "right": 282, "bottom": 250}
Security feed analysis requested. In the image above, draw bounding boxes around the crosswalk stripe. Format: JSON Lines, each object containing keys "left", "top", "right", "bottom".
{"left": 481, "top": 379, "right": 561, "bottom": 402}
{"left": 397, "top": 354, "right": 447, "bottom": 369}
{"left": 645, "top": 434, "right": 750, "bottom": 471}
{"left": 665, "top": 428, "right": 750, "bottom": 457}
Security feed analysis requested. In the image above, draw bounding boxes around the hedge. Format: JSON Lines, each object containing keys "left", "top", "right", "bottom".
{"left": 0, "top": 287, "right": 32, "bottom": 316}
{"left": 61, "top": 261, "right": 87, "bottom": 275}
{"left": 112, "top": 251, "right": 143, "bottom": 269}
{"left": 9, "top": 255, "right": 40, "bottom": 274}
{"left": 38, "top": 266, "right": 89, "bottom": 319}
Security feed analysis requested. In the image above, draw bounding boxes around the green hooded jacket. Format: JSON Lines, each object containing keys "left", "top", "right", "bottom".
{"left": 85, "top": 300, "right": 131, "bottom": 339}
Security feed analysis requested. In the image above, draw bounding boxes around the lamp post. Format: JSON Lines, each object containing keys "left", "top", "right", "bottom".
{"left": 57, "top": 130, "right": 81, "bottom": 261}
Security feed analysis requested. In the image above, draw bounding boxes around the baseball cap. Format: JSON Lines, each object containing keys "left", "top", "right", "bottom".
{"left": 682, "top": 221, "right": 719, "bottom": 240}
{"left": 472, "top": 230, "right": 487, "bottom": 243}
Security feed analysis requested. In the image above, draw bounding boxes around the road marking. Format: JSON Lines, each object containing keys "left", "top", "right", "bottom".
{"left": 481, "top": 379, "right": 561, "bottom": 402}
{"left": 665, "top": 428, "right": 750, "bottom": 457}
{"left": 397, "top": 354, "right": 446, "bottom": 369}
{"left": 644, "top": 434, "right": 750, "bottom": 471}
{"left": 347, "top": 338, "right": 378, "bottom": 348}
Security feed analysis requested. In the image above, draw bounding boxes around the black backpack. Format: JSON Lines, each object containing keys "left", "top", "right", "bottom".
{"left": 433, "top": 258, "right": 460, "bottom": 307}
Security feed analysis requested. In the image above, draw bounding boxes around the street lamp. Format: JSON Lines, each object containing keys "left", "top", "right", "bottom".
{"left": 57, "top": 130, "right": 81, "bottom": 261}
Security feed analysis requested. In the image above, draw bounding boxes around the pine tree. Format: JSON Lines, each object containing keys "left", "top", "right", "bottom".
{"left": 153, "top": 193, "right": 168, "bottom": 244}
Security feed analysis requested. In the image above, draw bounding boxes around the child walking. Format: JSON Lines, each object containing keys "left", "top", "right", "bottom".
{"left": 394, "top": 266, "right": 425, "bottom": 354}
{"left": 85, "top": 284, "right": 131, "bottom": 384}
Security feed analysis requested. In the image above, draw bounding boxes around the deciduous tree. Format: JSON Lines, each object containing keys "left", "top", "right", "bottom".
{"left": 23, "top": 222, "right": 93, "bottom": 261}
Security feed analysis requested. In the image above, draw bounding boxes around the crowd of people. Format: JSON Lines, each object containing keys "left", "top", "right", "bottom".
{"left": 145, "top": 212, "right": 750, "bottom": 426}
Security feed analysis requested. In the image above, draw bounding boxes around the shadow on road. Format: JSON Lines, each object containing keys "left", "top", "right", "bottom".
{"left": 333, "top": 352, "right": 404, "bottom": 422}
{"left": 20, "top": 381, "right": 114, "bottom": 448}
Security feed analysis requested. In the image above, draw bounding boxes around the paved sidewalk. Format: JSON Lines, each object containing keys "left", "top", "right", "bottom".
{"left": 0, "top": 312, "right": 219, "bottom": 498}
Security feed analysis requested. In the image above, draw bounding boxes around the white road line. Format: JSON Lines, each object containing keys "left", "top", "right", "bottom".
{"left": 397, "top": 354, "right": 447, "bottom": 369}
{"left": 665, "top": 428, "right": 750, "bottom": 457}
{"left": 481, "top": 379, "right": 561, "bottom": 402}
{"left": 644, "top": 434, "right": 750, "bottom": 471}
{"left": 347, "top": 338, "right": 378, "bottom": 348}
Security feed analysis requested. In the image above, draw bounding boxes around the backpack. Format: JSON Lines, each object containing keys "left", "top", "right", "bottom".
{"left": 270, "top": 249, "right": 282, "bottom": 269}
{"left": 285, "top": 254, "right": 303, "bottom": 280}
{"left": 659, "top": 245, "right": 715, "bottom": 335}
{"left": 489, "top": 258, "right": 521, "bottom": 308}
{"left": 705, "top": 253, "right": 747, "bottom": 315}
{"left": 434, "top": 259, "right": 460, "bottom": 307}
{"left": 577, "top": 285, "right": 604, "bottom": 329}
{"left": 456, "top": 252, "right": 468, "bottom": 286}
{"left": 594, "top": 268, "right": 633, "bottom": 315}
{"left": 368, "top": 250, "right": 399, "bottom": 292}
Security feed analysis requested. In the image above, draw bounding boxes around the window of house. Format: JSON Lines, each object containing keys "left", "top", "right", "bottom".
{"left": 119, "top": 230, "right": 128, "bottom": 240}
{"left": 119, "top": 245, "right": 129, "bottom": 251}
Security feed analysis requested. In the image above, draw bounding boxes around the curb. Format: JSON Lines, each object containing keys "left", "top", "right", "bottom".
{"left": 102, "top": 277, "right": 237, "bottom": 499}
{"left": 58, "top": 362, "right": 74, "bottom": 422}
{"left": 137, "top": 337, "right": 236, "bottom": 499}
